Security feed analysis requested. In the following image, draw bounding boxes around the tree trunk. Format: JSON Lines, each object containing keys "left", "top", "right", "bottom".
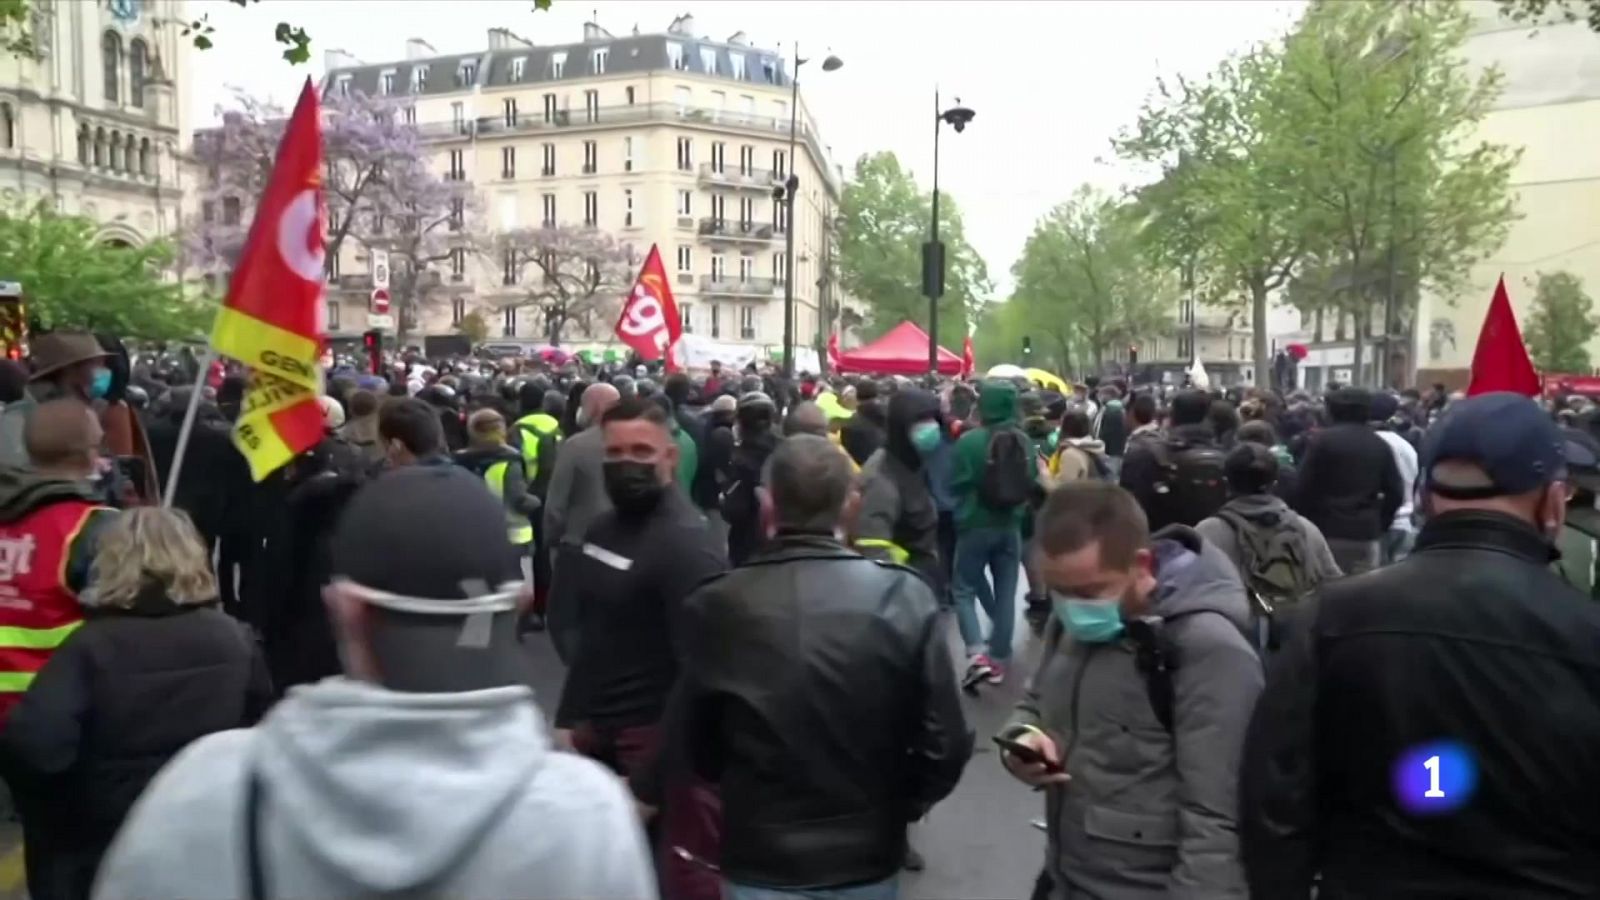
{"left": 1352, "top": 302, "right": 1367, "bottom": 388}
{"left": 1250, "top": 275, "right": 1270, "bottom": 388}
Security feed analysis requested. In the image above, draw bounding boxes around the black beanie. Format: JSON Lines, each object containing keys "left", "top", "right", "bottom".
{"left": 332, "top": 466, "right": 521, "bottom": 599}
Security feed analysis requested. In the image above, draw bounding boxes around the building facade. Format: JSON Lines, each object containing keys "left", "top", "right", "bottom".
{"left": 1412, "top": 3, "right": 1600, "bottom": 387}
{"left": 0, "top": 0, "right": 188, "bottom": 245}
{"left": 1119, "top": 299, "right": 1257, "bottom": 387}
{"left": 319, "top": 16, "right": 845, "bottom": 360}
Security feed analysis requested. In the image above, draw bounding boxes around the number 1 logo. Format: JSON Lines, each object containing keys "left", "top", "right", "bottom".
{"left": 1423, "top": 755, "right": 1445, "bottom": 798}
{"left": 1394, "top": 742, "right": 1476, "bottom": 814}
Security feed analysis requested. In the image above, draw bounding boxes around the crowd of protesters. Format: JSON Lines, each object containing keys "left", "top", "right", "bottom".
{"left": 0, "top": 329, "right": 1595, "bottom": 898}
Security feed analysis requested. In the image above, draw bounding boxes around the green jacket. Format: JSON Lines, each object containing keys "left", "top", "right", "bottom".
{"left": 951, "top": 380, "right": 1035, "bottom": 532}
{"left": 672, "top": 421, "right": 698, "bottom": 494}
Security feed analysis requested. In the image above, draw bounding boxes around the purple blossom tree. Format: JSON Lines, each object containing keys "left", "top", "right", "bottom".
{"left": 486, "top": 226, "right": 636, "bottom": 345}
{"left": 187, "top": 87, "right": 477, "bottom": 334}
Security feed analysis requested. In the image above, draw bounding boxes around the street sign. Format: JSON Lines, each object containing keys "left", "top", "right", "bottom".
{"left": 367, "top": 313, "right": 395, "bottom": 330}
{"left": 370, "top": 288, "right": 391, "bottom": 314}
{"left": 370, "top": 250, "right": 390, "bottom": 290}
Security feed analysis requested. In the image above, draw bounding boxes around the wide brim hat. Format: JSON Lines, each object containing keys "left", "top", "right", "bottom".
{"left": 28, "top": 332, "right": 111, "bottom": 381}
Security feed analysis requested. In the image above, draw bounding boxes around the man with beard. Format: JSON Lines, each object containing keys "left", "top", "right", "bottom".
{"left": 554, "top": 397, "right": 726, "bottom": 900}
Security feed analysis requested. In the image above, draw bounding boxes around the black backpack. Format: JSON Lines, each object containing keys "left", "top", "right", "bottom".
{"left": 1151, "top": 439, "right": 1228, "bottom": 526}
{"left": 978, "top": 428, "right": 1035, "bottom": 510}
{"left": 1216, "top": 507, "right": 1318, "bottom": 651}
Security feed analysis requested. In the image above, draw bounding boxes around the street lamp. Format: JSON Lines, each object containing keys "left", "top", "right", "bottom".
{"left": 778, "top": 47, "right": 842, "bottom": 380}
{"left": 926, "top": 91, "right": 974, "bottom": 375}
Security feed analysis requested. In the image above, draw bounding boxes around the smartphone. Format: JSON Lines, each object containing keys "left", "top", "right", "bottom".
{"left": 993, "top": 735, "right": 1064, "bottom": 773}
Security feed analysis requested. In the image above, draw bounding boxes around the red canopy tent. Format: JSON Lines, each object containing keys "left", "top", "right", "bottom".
{"left": 835, "top": 321, "right": 963, "bottom": 376}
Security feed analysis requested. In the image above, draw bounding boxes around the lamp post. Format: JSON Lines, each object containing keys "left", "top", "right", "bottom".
{"left": 778, "top": 46, "right": 841, "bottom": 380}
{"left": 926, "top": 91, "right": 974, "bottom": 375}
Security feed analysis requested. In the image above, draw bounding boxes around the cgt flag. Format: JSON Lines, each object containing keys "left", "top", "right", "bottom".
{"left": 614, "top": 245, "right": 682, "bottom": 362}
{"left": 211, "top": 79, "right": 328, "bottom": 481}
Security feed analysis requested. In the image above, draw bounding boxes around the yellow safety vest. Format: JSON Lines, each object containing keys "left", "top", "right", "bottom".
{"left": 855, "top": 538, "right": 910, "bottom": 566}
{"left": 514, "top": 413, "right": 562, "bottom": 482}
{"left": 484, "top": 459, "right": 535, "bottom": 546}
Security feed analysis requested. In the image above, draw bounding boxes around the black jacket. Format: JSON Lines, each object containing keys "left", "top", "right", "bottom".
{"left": 1292, "top": 422, "right": 1404, "bottom": 541}
{"left": 1241, "top": 511, "right": 1600, "bottom": 898}
{"left": 840, "top": 402, "right": 887, "bottom": 467}
{"left": 855, "top": 390, "right": 942, "bottom": 591}
{"left": 693, "top": 411, "right": 735, "bottom": 511}
{"left": 553, "top": 488, "right": 726, "bottom": 727}
{"left": 723, "top": 430, "right": 780, "bottom": 566}
{"left": 1, "top": 589, "right": 270, "bottom": 895}
{"left": 1119, "top": 422, "right": 1216, "bottom": 532}
{"left": 668, "top": 533, "right": 972, "bottom": 889}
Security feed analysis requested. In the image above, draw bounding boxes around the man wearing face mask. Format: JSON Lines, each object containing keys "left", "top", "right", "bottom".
{"left": 1242, "top": 392, "right": 1600, "bottom": 899}
{"left": 854, "top": 388, "right": 945, "bottom": 592}
{"left": 0, "top": 332, "right": 115, "bottom": 468}
{"left": 997, "top": 480, "right": 1261, "bottom": 899}
{"left": 553, "top": 397, "right": 726, "bottom": 896}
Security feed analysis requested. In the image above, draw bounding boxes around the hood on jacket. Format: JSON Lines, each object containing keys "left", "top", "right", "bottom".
{"left": 978, "top": 379, "right": 1019, "bottom": 426}
{"left": 1064, "top": 436, "right": 1106, "bottom": 454}
{"left": 884, "top": 388, "right": 941, "bottom": 468}
{"left": 1147, "top": 524, "right": 1251, "bottom": 633}
{"left": 1218, "top": 492, "right": 1294, "bottom": 525}
{"left": 0, "top": 465, "right": 99, "bottom": 523}
{"left": 255, "top": 679, "right": 548, "bottom": 893}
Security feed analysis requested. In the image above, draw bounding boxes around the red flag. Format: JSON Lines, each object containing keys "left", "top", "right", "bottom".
{"left": 962, "top": 335, "right": 975, "bottom": 378}
{"left": 827, "top": 332, "right": 842, "bottom": 372}
{"left": 1468, "top": 275, "right": 1539, "bottom": 397}
{"left": 209, "top": 78, "right": 328, "bottom": 480}
{"left": 614, "top": 245, "right": 681, "bottom": 362}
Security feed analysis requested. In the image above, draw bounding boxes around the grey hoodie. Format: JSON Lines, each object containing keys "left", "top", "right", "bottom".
{"left": 93, "top": 678, "right": 656, "bottom": 900}
{"left": 1195, "top": 494, "right": 1343, "bottom": 589}
{"left": 1005, "top": 527, "right": 1262, "bottom": 899}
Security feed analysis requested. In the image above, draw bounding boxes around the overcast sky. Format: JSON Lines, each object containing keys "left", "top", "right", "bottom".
{"left": 190, "top": 0, "right": 1305, "bottom": 295}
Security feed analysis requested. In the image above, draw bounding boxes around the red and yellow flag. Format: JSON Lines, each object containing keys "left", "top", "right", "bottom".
{"left": 212, "top": 79, "right": 328, "bottom": 480}
{"left": 614, "top": 245, "right": 682, "bottom": 362}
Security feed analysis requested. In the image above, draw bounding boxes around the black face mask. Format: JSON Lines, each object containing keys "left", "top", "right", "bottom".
{"left": 604, "top": 460, "right": 666, "bottom": 514}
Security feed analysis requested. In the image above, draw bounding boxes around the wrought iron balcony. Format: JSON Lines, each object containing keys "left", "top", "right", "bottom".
{"left": 697, "top": 218, "right": 781, "bottom": 243}
{"left": 699, "top": 276, "right": 778, "bottom": 298}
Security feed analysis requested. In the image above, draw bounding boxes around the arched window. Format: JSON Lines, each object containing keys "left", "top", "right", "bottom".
{"left": 0, "top": 103, "right": 13, "bottom": 150}
{"left": 93, "top": 127, "right": 105, "bottom": 166}
{"left": 77, "top": 124, "right": 90, "bottom": 164}
{"left": 128, "top": 39, "right": 147, "bottom": 108}
{"left": 139, "top": 138, "right": 151, "bottom": 176}
{"left": 102, "top": 32, "right": 122, "bottom": 103}
{"left": 109, "top": 132, "right": 122, "bottom": 172}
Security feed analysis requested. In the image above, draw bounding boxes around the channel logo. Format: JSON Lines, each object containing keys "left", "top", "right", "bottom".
{"left": 1392, "top": 741, "right": 1478, "bottom": 815}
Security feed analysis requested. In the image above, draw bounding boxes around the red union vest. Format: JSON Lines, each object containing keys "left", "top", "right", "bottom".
{"left": 0, "top": 499, "right": 103, "bottom": 727}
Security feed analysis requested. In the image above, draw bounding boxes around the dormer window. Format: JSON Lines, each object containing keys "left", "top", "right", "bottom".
{"left": 457, "top": 62, "right": 477, "bottom": 87}
{"left": 510, "top": 57, "right": 525, "bottom": 81}
{"left": 380, "top": 69, "right": 397, "bottom": 95}
{"left": 592, "top": 48, "right": 608, "bottom": 74}
{"left": 551, "top": 51, "right": 567, "bottom": 78}
{"left": 336, "top": 75, "right": 352, "bottom": 97}
{"left": 730, "top": 53, "right": 745, "bottom": 80}
{"left": 667, "top": 42, "right": 686, "bottom": 71}
{"left": 699, "top": 46, "right": 717, "bottom": 75}
{"left": 411, "top": 65, "right": 429, "bottom": 92}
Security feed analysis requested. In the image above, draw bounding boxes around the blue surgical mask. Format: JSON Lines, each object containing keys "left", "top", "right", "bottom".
{"left": 1052, "top": 593, "right": 1126, "bottom": 643}
{"left": 909, "top": 421, "right": 942, "bottom": 454}
{"left": 89, "top": 368, "right": 112, "bottom": 400}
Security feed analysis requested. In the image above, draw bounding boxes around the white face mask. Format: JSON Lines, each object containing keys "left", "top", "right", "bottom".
{"left": 330, "top": 577, "right": 522, "bottom": 648}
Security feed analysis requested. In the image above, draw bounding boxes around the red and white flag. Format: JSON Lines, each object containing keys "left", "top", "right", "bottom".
{"left": 614, "top": 245, "right": 681, "bottom": 362}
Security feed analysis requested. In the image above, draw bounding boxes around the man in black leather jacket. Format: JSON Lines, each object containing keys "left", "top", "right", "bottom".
{"left": 661, "top": 434, "right": 972, "bottom": 897}
{"left": 1242, "top": 392, "right": 1600, "bottom": 899}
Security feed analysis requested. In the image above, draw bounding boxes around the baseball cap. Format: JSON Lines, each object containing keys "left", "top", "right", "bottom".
{"left": 1419, "top": 392, "right": 1566, "bottom": 499}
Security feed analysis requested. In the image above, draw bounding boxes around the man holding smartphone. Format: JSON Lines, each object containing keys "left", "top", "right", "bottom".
{"left": 997, "top": 481, "right": 1261, "bottom": 899}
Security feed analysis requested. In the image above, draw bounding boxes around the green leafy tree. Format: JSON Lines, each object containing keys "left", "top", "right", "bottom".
{"left": 1275, "top": 0, "right": 1519, "bottom": 384}
{"left": 1524, "top": 271, "right": 1597, "bottom": 373}
{"left": 1011, "top": 187, "right": 1173, "bottom": 373}
{"left": 837, "top": 152, "right": 991, "bottom": 350}
{"left": 1118, "top": 44, "right": 1309, "bottom": 384}
{"left": 1497, "top": 0, "right": 1600, "bottom": 31}
{"left": 0, "top": 203, "right": 209, "bottom": 339}
{"left": 456, "top": 310, "right": 490, "bottom": 346}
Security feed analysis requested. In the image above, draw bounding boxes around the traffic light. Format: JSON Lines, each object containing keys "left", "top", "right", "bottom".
{"left": 1021, "top": 336, "right": 1032, "bottom": 358}
{"left": 1129, "top": 344, "right": 1139, "bottom": 366}
{"left": 362, "top": 329, "right": 382, "bottom": 375}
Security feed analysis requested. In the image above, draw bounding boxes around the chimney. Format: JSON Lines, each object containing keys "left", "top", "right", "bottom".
{"left": 668, "top": 13, "right": 696, "bottom": 36}
{"left": 323, "top": 48, "right": 362, "bottom": 71}
{"left": 405, "top": 38, "right": 435, "bottom": 60}
{"left": 727, "top": 31, "right": 748, "bottom": 46}
{"left": 487, "top": 27, "right": 534, "bottom": 50}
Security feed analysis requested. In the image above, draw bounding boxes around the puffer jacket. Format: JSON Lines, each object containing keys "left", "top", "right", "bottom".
{"left": 1002, "top": 527, "right": 1262, "bottom": 899}
{"left": 855, "top": 390, "right": 942, "bottom": 590}
{"left": 667, "top": 533, "right": 972, "bottom": 890}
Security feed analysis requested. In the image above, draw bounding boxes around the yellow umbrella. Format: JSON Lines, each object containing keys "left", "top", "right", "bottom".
{"left": 1025, "top": 367, "right": 1069, "bottom": 393}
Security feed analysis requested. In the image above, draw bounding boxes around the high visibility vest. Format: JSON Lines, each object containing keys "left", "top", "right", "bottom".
{"left": 484, "top": 460, "right": 535, "bottom": 546}
{"left": 514, "top": 413, "right": 562, "bottom": 482}
{"left": 0, "top": 499, "right": 103, "bottom": 726}
{"left": 854, "top": 538, "right": 909, "bottom": 566}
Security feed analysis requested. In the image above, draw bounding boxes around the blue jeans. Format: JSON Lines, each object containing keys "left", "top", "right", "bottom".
{"left": 724, "top": 877, "right": 899, "bottom": 900}
{"left": 952, "top": 526, "right": 1021, "bottom": 662}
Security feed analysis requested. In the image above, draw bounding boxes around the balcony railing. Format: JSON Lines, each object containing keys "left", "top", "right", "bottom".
{"left": 700, "top": 276, "right": 778, "bottom": 298}
{"left": 413, "top": 102, "right": 839, "bottom": 193}
{"left": 699, "top": 163, "right": 779, "bottom": 190}
{"left": 698, "top": 218, "right": 781, "bottom": 242}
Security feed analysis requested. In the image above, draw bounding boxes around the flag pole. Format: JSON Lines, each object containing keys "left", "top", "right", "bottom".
{"left": 161, "top": 349, "right": 218, "bottom": 508}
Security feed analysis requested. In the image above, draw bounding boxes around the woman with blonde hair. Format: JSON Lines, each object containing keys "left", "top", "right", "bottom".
{"left": 1, "top": 507, "right": 270, "bottom": 900}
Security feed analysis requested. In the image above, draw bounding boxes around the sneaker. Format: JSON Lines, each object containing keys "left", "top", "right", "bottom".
{"left": 962, "top": 655, "right": 994, "bottom": 691}
{"left": 986, "top": 661, "right": 1007, "bottom": 685}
